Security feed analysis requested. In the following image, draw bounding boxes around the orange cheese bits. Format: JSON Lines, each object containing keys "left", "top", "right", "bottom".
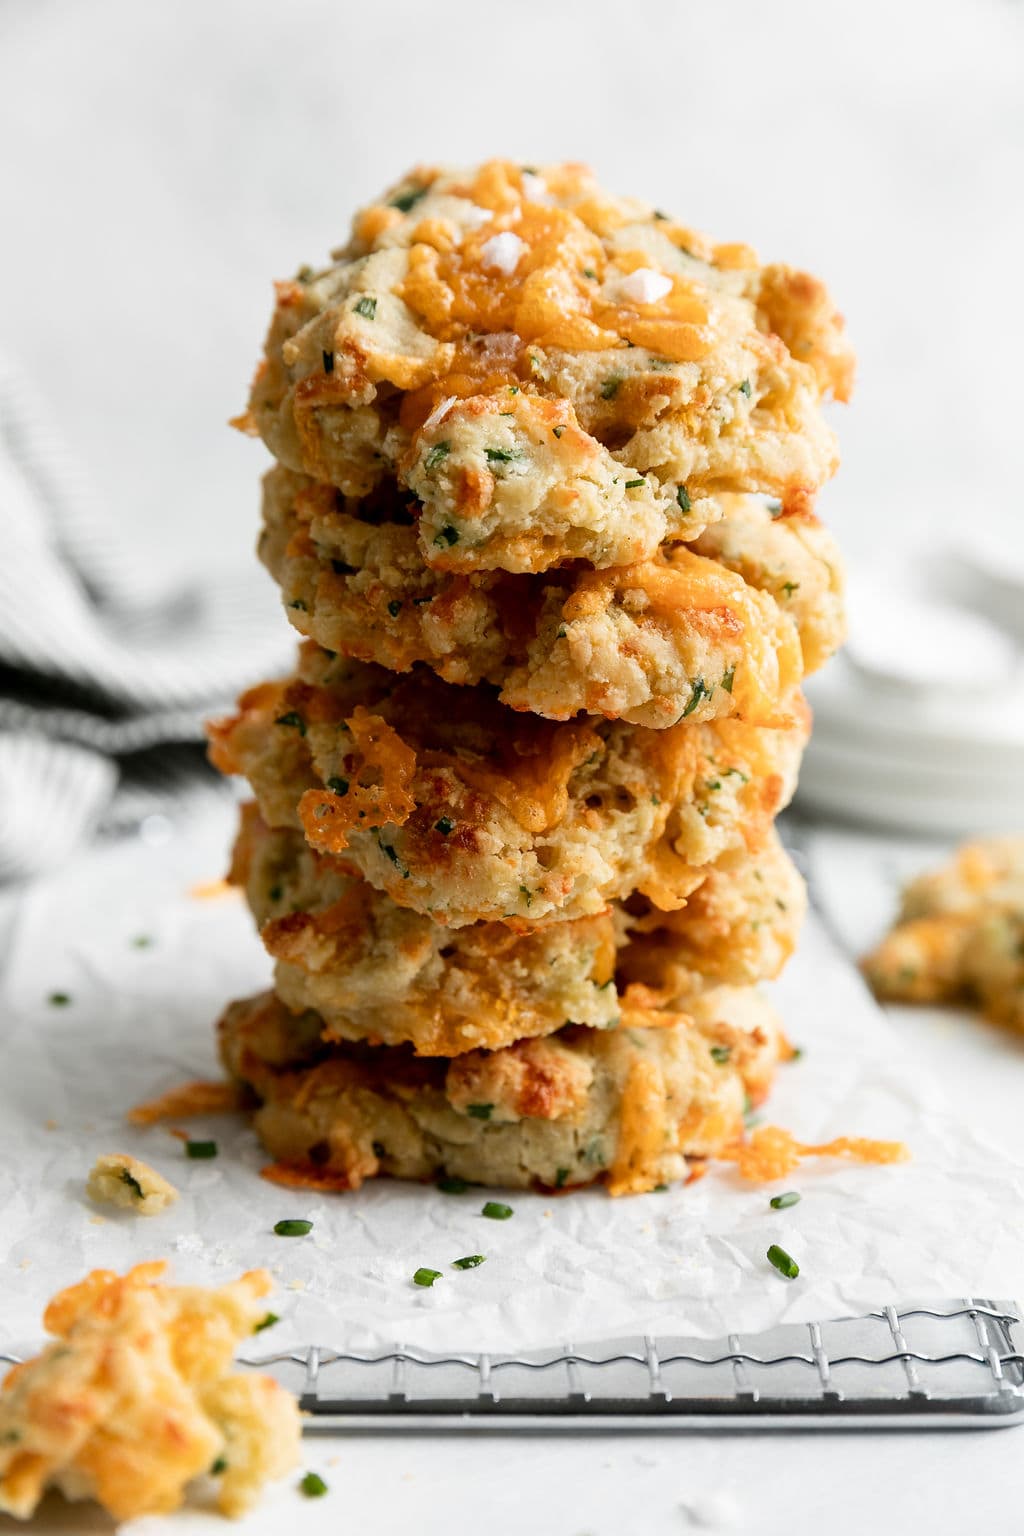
{"left": 721, "top": 1124, "right": 910, "bottom": 1182}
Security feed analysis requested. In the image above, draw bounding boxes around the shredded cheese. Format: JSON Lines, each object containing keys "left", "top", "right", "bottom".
{"left": 720, "top": 1125, "right": 910, "bottom": 1182}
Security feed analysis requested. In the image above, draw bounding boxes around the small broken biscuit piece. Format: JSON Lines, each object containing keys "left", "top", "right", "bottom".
{"left": 862, "top": 836, "right": 1024, "bottom": 1032}
{"left": 86, "top": 1153, "right": 179, "bottom": 1215}
{"left": 217, "top": 985, "right": 784, "bottom": 1195}
{"left": 209, "top": 643, "right": 810, "bottom": 927}
{"left": 0, "top": 1263, "right": 300, "bottom": 1522}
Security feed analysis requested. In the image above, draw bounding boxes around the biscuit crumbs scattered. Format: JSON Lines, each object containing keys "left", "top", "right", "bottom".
{"left": 720, "top": 1125, "right": 909, "bottom": 1182}
{"left": 87, "top": 1154, "right": 179, "bottom": 1215}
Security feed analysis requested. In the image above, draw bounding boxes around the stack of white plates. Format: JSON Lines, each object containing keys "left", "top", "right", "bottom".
{"left": 798, "top": 574, "right": 1024, "bottom": 836}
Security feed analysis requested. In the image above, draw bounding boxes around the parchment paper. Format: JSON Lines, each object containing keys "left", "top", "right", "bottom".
{"left": 1, "top": 800, "right": 1021, "bottom": 1357}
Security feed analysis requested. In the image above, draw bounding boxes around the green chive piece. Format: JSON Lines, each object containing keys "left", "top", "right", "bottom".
{"left": 274, "top": 1219, "right": 312, "bottom": 1237}
{"left": 482, "top": 1201, "right": 512, "bottom": 1220}
{"left": 48, "top": 992, "right": 70, "bottom": 1007}
{"left": 322, "top": 349, "right": 334, "bottom": 374}
{"left": 353, "top": 295, "right": 377, "bottom": 319}
{"left": 721, "top": 665, "right": 736, "bottom": 694}
{"left": 624, "top": 478, "right": 646, "bottom": 489}
{"left": 391, "top": 186, "right": 427, "bottom": 213}
{"left": 790, "top": 1046, "right": 804, "bottom": 1061}
{"left": 434, "top": 816, "right": 455, "bottom": 835}
{"left": 274, "top": 711, "right": 306, "bottom": 736}
{"left": 770, "top": 1192, "right": 801, "bottom": 1210}
{"left": 552, "top": 425, "right": 565, "bottom": 438}
{"left": 466, "top": 1103, "right": 493, "bottom": 1120}
{"left": 210, "top": 1456, "right": 228, "bottom": 1476}
{"left": 682, "top": 677, "right": 711, "bottom": 717}
{"left": 767, "top": 1244, "right": 800, "bottom": 1279}
{"left": 120, "top": 1168, "right": 144, "bottom": 1199}
{"left": 676, "top": 484, "right": 692, "bottom": 513}
{"left": 132, "top": 935, "right": 152, "bottom": 949}
{"left": 253, "top": 1312, "right": 280, "bottom": 1333}
{"left": 738, "top": 379, "right": 752, "bottom": 398}
{"left": 437, "top": 1175, "right": 470, "bottom": 1194}
{"left": 424, "top": 441, "right": 450, "bottom": 473}
{"left": 326, "top": 776, "right": 348, "bottom": 795}
{"left": 387, "top": 599, "right": 402, "bottom": 617}
{"left": 299, "top": 1470, "right": 329, "bottom": 1498}
{"left": 600, "top": 375, "right": 623, "bottom": 400}
{"left": 710, "top": 1045, "right": 731, "bottom": 1064}
{"left": 452, "top": 1255, "right": 485, "bottom": 1270}
{"left": 518, "top": 885, "right": 533, "bottom": 907}
{"left": 582, "top": 266, "right": 597, "bottom": 278}
{"left": 186, "top": 1140, "right": 217, "bottom": 1160}
{"left": 433, "top": 524, "right": 459, "bottom": 547}
{"left": 413, "top": 1267, "right": 441, "bottom": 1287}
{"left": 780, "top": 581, "right": 799, "bottom": 598}
{"left": 653, "top": 1183, "right": 669, "bottom": 1192}
{"left": 554, "top": 1167, "right": 570, "bottom": 1189}
{"left": 485, "top": 446, "right": 518, "bottom": 463}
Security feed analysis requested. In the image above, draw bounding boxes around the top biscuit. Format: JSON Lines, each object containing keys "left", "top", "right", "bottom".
{"left": 238, "top": 160, "right": 853, "bottom": 574}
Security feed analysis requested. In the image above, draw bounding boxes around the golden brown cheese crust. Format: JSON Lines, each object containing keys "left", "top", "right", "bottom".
{"left": 862, "top": 837, "right": 1024, "bottom": 1032}
{"left": 217, "top": 987, "right": 783, "bottom": 1195}
{"left": 0, "top": 1264, "right": 299, "bottom": 1522}
{"left": 240, "top": 160, "right": 853, "bottom": 570}
{"left": 232, "top": 807, "right": 804, "bottom": 1054}
{"left": 208, "top": 644, "right": 810, "bottom": 927}
{"left": 259, "top": 466, "right": 805, "bottom": 729}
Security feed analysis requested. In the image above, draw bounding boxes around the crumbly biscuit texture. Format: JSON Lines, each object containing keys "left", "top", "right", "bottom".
{"left": 862, "top": 837, "right": 1024, "bottom": 1032}
{"left": 208, "top": 645, "right": 809, "bottom": 927}
{"left": 0, "top": 1264, "right": 300, "bottom": 1522}
{"left": 259, "top": 466, "right": 805, "bottom": 729}
{"left": 218, "top": 986, "right": 782, "bottom": 1196}
{"left": 86, "top": 1154, "right": 179, "bottom": 1216}
{"left": 239, "top": 160, "right": 853, "bottom": 572}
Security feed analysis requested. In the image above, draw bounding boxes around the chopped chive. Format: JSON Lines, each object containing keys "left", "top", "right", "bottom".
{"left": 268, "top": 884, "right": 282, "bottom": 902}
{"left": 48, "top": 992, "right": 70, "bottom": 1007}
{"left": 378, "top": 838, "right": 410, "bottom": 878}
{"left": 653, "top": 1183, "right": 669, "bottom": 1192}
{"left": 682, "top": 677, "right": 711, "bottom": 717}
{"left": 767, "top": 1244, "right": 800, "bottom": 1279}
{"left": 437, "top": 1175, "right": 470, "bottom": 1194}
{"left": 737, "top": 379, "right": 752, "bottom": 398}
{"left": 676, "top": 484, "right": 692, "bottom": 513}
{"left": 770, "top": 1192, "right": 801, "bottom": 1210}
{"left": 482, "top": 1201, "right": 513, "bottom": 1220}
{"left": 653, "top": 209, "right": 669, "bottom": 221}
{"left": 452, "top": 1255, "right": 485, "bottom": 1270}
{"left": 434, "top": 816, "right": 455, "bottom": 835}
{"left": 485, "top": 446, "right": 518, "bottom": 463}
{"left": 554, "top": 1167, "right": 570, "bottom": 1189}
{"left": 582, "top": 267, "right": 597, "bottom": 278}
{"left": 780, "top": 581, "right": 799, "bottom": 598}
{"left": 519, "top": 885, "right": 533, "bottom": 907}
{"left": 624, "top": 478, "right": 646, "bottom": 489}
{"left": 274, "top": 711, "right": 306, "bottom": 736}
{"left": 253, "top": 1312, "right": 280, "bottom": 1333}
{"left": 120, "top": 1167, "right": 144, "bottom": 1199}
{"left": 507, "top": 385, "right": 519, "bottom": 394}
{"left": 466, "top": 1104, "right": 493, "bottom": 1121}
{"left": 710, "top": 1045, "right": 732, "bottom": 1064}
{"left": 413, "top": 1267, "right": 441, "bottom": 1287}
{"left": 600, "top": 375, "right": 623, "bottom": 400}
{"left": 433, "top": 524, "right": 460, "bottom": 547}
{"left": 424, "top": 441, "right": 450, "bottom": 473}
{"left": 790, "top": 1046, "right": 804, "bottom": 1061}
{"left": 391, "top": 186, "right": 427, "bottom": 213}
{"left": 721, "top": 666, "right": 735, "bottom": 694}
{"left": 322, "top": 349, "right": 334, "bottom": 374}
{"left": 387, "top": 599, "right": 403, "bottom": 617}
{"left": 132, "top": 935, "right": 152, "bottom": 949}
{"left": 552, "top": 425, "right": 565, "bottom": 438}
{"left": 288, "top": 598, "right": 308, "bottom": 611}
{"left": 186, "top": 1140, "right": 218, "bottom": 1160}
{"left": 210, "top": 1456, "right": 228, "bottom": 1476}
{"left": 274, "top": 1218, "right": 312, "bottom": 1237}
{"left": 326, "top": 776, "right": 348, "bottom": 795}
{"left": 353, "top": 295, "right": 377, "bottom": 319}
{"left": 299, "top": 1471, "right": 329, "bottom": 1498}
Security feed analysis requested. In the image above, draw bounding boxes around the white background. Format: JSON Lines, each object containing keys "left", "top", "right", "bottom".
{"left": 1, "top": 0, "right": 1022, "bottom": 580}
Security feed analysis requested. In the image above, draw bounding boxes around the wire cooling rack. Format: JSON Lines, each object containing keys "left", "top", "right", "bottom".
{"left": 233, "top": 1298, "right": 1024, "bottom": 1431}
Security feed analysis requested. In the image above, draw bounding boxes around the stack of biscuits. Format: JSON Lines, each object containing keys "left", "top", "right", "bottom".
{"left": 210, "top": 160, "right": 853, "bottom": 1196}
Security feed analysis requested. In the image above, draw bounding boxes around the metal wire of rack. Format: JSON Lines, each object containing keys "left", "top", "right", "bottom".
{"left": 224, "top": 1298, "right": 1024, "bottom": 1431}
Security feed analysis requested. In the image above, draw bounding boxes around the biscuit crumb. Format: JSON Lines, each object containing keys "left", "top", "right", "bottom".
{"left": 86, "top": 1153, "right": 179, "bottom": 1215}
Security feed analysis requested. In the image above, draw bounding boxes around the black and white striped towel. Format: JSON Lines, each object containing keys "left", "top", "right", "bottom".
{"left": 0, "top": 355, "right": 291, "bottom": 881}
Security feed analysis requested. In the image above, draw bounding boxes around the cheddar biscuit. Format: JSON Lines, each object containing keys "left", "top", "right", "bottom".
{"left": 209, "top": 644, "right": 809, "bottom": 927}
{"left": 259, "top": 465, "right": 803, "bottom": 729}
{"left": 238, "top": 160, "right": 852, "bottom": 570}
{"left": 218, "top": 986, "right": 782, "bottom": 1196}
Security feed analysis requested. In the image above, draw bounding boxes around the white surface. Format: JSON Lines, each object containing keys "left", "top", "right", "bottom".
{"left": 1, "top": 0, "right": 1023, "bottom": 579}
{"left": 1, "top": 811, "right": 1024, "bottom": 1534}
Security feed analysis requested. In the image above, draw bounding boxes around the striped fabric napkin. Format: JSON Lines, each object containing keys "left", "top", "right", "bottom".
{"left": 0, "top": 356, "right": 290, "bottom": 881}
